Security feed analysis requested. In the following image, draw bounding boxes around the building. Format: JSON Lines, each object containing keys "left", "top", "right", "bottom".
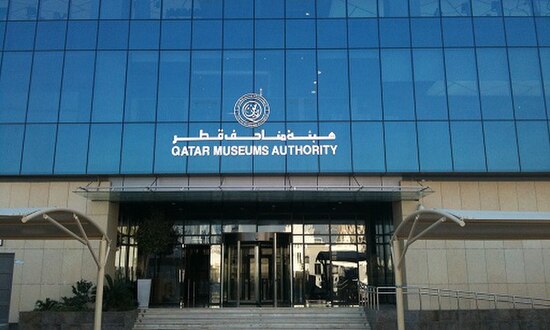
{"left": 1, "top": 0, "right": 550, "bottom": 325}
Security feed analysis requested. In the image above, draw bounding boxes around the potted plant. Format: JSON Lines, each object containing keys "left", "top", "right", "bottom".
{"left": 135, "top": 209, "right": 177, "bottom": 309}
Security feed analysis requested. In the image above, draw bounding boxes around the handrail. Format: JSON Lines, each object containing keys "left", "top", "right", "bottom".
{"left": 358, "top": 283, "right": 550, "bottom": 311}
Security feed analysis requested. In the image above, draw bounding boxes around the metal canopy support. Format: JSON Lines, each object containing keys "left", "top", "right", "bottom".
{"left": 1, "top": 208, "right": 111, "bottom": 330}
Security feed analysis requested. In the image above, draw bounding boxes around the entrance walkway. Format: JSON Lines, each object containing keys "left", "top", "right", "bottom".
{"left": 133, "top": 307, "right": 370, "bottom": 329}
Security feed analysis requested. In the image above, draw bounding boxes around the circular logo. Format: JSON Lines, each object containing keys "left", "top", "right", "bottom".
{"left": 234, "top": 93, "right": 270, "bottom": 128}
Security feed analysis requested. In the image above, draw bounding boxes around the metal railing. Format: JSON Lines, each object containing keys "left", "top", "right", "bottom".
{"left": 359, "top": 283, "right": 550, "bottom": 311}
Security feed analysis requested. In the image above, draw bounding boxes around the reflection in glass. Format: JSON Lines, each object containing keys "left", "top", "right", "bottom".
{"left": 304, "top": 244, "right": 331, "bottom": 304}
{"left": 331, "top": 244, "right": 360, "bottom": 305}
{"left": 210, "top": 245, "right": 221, "bottom": 304}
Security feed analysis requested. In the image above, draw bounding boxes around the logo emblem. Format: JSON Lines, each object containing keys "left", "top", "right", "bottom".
{"left": 234, "top": 91, "right": 270, "bottom": 128}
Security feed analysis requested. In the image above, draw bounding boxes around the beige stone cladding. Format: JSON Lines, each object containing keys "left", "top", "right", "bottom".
{"left": 0, "top": 180, "right": 118, "bottom": 323}
{"left": 398, "top": 179, "right": 550, "bottom": 310}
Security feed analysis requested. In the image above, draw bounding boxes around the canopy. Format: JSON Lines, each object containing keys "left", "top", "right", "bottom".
{"left": 0, "top": 207, "right": 110, "bottom": 330}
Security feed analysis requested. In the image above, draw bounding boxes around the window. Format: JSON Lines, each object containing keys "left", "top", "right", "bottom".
{"left": 193, "top": 0, "right": 222, "bottom": 18}
{"left": 417, "top": 121, "right": 453, "bottom": 172}
{"left": 445, "top": 48, "right": 481, "bottom": 119}
{"left": 70, "top": 0, "right": 100, "bottom": 19}
{"left": 157, "top": 51, "right": 190, "bottom": 122}
{"left": 348, "top": 0, "right": 377, "bottom": 17}
{"left": 287, "top": 0, "right": 315, "bottom": 18}
{"left": 222, "top": 51, "right": 253, "bottom": 122}
{"left": 441, "top": 0, "right": 471, "bottom": 16}
{"left": 411, "top": 18, "right": 442, "bottom": 47}
{"left": 508, "top": 48, "right": 546, "bottom": 119}
{"left": 100, "top": 0, "right": 130, "bottom": 19}
{"left": 9, "top": 0, "right": 38, "bottom": 20}
{"left": 477, "top": 48, "right": 514, "bottom": 119}
{"left": 317, "top": 19, "right": 347, "bottom": 48}
{"left": 87, "top": 124, "right": 123, "bottom": 173}
{"left": 450, "top": 121, "right": 486, "bottom": 172}
{"left": 255, "top": 20, "right": 284, "bottom": 49}
{"left": 379, "top": 18, "right": 410, "bottom": 47}
{"left": 385, "top": 122, "right": 418, "bottom": 172}
{"left": 286, "top": 20, "right": 316, "bottom": 48}
{"left": 473, "top": 17, "right": 505, "bottom": 46}
{"left": 381, "top": 49, "right": 415, "bottom": 120}
{"left": 161, "top": 21, "right": 191, "bottom": 49}
{"left": 484, "top": 121, "right": 520, "bottom": 172}
{"left": 442, "top": 18, "right": 474, "bottom": 47}
{"left": 351, "top": 122, "right": 385, "bottom": 172}
{"left": 224, "top": 0, "right": 252, "bottom": 18}
{"left": 286, "top": 50, "right": 317, "bottom": 121}
{"left": 516, "top": 122, "right": 550, "bottom": 171}
{"left": 224, "top": 20, "right": 253, "bottom": 49}
{"left": 125, "top": 51, "right": 158, "bottom": 122}
{"left": 348, "top": 19, "right": 378, "bottom": 48}
{"left": 319, "top": 122, "right": 351, "bottom": 172}
{"left": 59, "top": 51, "right": 95, "bottom": 122}
{"left": 255, "top": 51, "right": 285, "bottom": 121}
{"left": 5, "top": 22, "right": 35, "bottom": 51}
{"left": 472, "top": 0, "right": 502, "bottom": 16}
{"left": 131, "top": 0, "right": 160, "bottom": 19}
{"left": 0, "top": 125, "right": 24, "bottom": 174}
{"left": 318, "top": 50, "right": 350, "bottom": 120}
{"left": 121, "top": 124, "right": 154, "bottom": 173}
{"left": 27, "top": 52, "right": 64, "bottom": 123}
{"left": 98, "top": 21, "right": 129, "bottom": 50}
{"left": 54, "top": 124, "right": 89, "bottom": 174}
{"left": 189, "top": 51, "right": 222, "bottom": 121}
{"left": 378, "top": 0, "right": 409, "bottom": 16}
{"left": 317, "top": 0, "right": 346, "bottom": 17}
{"left": 413, "top": 49, "right": 448, "bottom": 120}
{"left": 129, "top": 21, "right": 160, "bottom": 50}
{"left": 256, "top": 0, "right": 284, "bottom": 18}
{"left": 155, "top": 123, "right": 187, "bottom": 173}
{"left": 92, "top": 51, "right": 127, "bottom": 122}
{"left": 349, "top": 50, "right": 382, "bottom": 120}
{"left": 192, "top": 20, "right": 222, "bottom": 49}
{"left": 39, "top": 0, "right": 69, "bottom": 19}
{"left": 0, "top": 53, "right": 33, "bottom": 123}
{"left": 21, "top": 124, "right": 56, "bottom": 174}
{"left": 36, "top": 21, "right": 66, "bottom": 50}
{"left": 67, "top": 21, "right": 98, "bottom": 50}
{"left": 504, "top": 17, "right": 537, "bottom": 46}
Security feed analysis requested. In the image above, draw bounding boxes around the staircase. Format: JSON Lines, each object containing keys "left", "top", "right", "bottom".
{"left": 133, "top": 307, "right": 370, "bottom": 329}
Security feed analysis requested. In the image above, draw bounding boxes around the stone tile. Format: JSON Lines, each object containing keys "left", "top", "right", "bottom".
{"left": 405, "top": 250, "right": 429, "bottom": 285}
{"left": 543, "top": 249, "right": 550, "bottom": 283}
{"left": 522, "top": 240, "right": 542, "bottom": 249}
{"left": 479, "top": 182, "right": 500, "bottom": 210}
{"left": 3, "top": 240, "right": 25, "bottom": 249}
{"left": 0, "top": 182, "right": 11, "bottom": 207}
{"left": 9, "top": 183, "right": 30, "bottom": 208}
{"left": 21, "top": 249, "right": 44, "bottom": 284}
{"left": 459, "top": 181, "right": 481, "bottom": 210}
{"left": 497, "top": 182, "right": 519, "bottom": 211}
{"left": 422, "top": 181, "right": 442, "bottom": 209}
{"left": 47, "top": 182, "right": 69, "bottom": 208}
{"left": 441, "top": 181, "right": 462, "bottom": 209}
{"left": 534, "top": 181, "right": 550, "bottom": 211}
{"left": 426, "top": 240, "right": 445, "bottom": 249}
{"left": 445, "top": 240, "right": 465, "bottom": 249}
{"left": 40, "top": 284, "right": 60, "bottom": 301}
{"left": 24, "top": 240, "right": 44, "bottom": 249}
{"left": 42, "top": 249, "right": 63, "bottom": 284}
{"left": 67, "top": 182, "right": 88, "bottom": 213}
{"left": 484, "top": 241, "right": 504, "bottom": 249}
{"left": 465, "top": 241, "right": 484, "bottom": 249}
{"left": 486, "top": 249, "right": 507, "bottom": 283}
{"left": 28, "top": 182, "right": 50, "bottom": 206}
{"left": 446, "top": 249, "right": 467, "bottom": 284}
{"left": 526, "top": 284, "right": 546, "bottom": 299}
{"left": 466, "top": 249, "right": 488, "bottom": 284}
{"left": 427, "top": 249, "right": 448, "bottom": 285}
{"left": 516, "top": 181, "right": 537, "bottom": 211}
{"left": 504, "top": 249, "right": 526, "bottom": 283}
{"left": 19, "top": 284, "right": 41, "bottom": 312}
{"left": 524, "top": 249, "right": 545, "bottom": 283}
{"left": 503, "top": 240, "right": 523, "bottom": 249}
{"left": 9, "top": 284, "right": 21, "bottom": 323}
{"left": 61, "top": 249, "right": 83, "bottom": 285}
{"left": 44, "top": 240, "right": 64, "bottom": 248}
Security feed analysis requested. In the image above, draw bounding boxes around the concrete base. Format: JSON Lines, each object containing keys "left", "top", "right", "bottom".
{"left": 366, "top": 308, "right": 550, "bottom": 330}
{"left": 19, "top": 310, "right": 138, "bottom": 330}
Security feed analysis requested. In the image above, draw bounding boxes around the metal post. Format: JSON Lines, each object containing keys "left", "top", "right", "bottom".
{"left": 93, "top": 239, "right": 107, "bottom": 330}
{"left": 273, "top": 233, "right": 278, "bottom": 307}
{"left": 392, "top": 239, "right": 405, "bottom": 330}
{"left": 237, "top": 240, "right": 241, "bottom": 307}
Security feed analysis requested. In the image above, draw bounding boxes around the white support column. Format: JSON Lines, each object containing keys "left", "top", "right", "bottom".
{"left": 392, "top": 239, "right": 405, "bottom": 330}
{"left": 94, "top": 239, "right": 107, "bottom": 330}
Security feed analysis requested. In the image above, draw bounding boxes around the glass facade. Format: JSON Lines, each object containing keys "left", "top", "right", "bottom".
{"left": 0, "top": 0, "right": 549, "bottom": 175}
{"left": 116, "top": 201, "right": 394, "bottom": 307}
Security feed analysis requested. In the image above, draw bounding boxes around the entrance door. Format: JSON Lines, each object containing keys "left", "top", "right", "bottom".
{"left": 223, "top": 233, "right": 290, "bottom": 307}
{"left": 0, "top": 254, "right": 14, "bottom": 329}
{"left": 182, "top": 246, "right": 210, "bottom": 307}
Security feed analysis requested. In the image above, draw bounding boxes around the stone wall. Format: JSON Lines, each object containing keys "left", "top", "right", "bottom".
{"left": 0, "top": 180, "right": 118, "bottom": 323}
{"left": 398, "top": 179, "right": 550, "bottom": 309}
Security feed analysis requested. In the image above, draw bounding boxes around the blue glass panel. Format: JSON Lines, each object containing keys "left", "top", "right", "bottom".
{"left": 533, "top": 0, "right": 550, "bottom": 15}
{"left": 0, "top": 0, "right": 7, "bottom": 20}
{"left": 472, "top": 0, "right": 501, "bottom": 16}
{"left": 450, "top": 121, "right": 486, "bottom": 171}
{"left": 224, "top": 20, "right": 253, "bottom": 49}
{"left": 379, "top": 0, "right": 409, "bottom": 16}
{"left": 381, "top": 49, "right": 415, "bottom": 120}
{"left": 21, "top": 124, "right": 56, "bottom": 174}
{"left": 508, "top": 48, "right": 546, "bottom": 119}
{"left": 286, "top": 19, "right": 316, "bottom": 48}
{"left": 92, "top": 51, "right": 127, "bottom": 122}
{"left": 286, "top": 50, "right": 317, "bottom": 121}
{"left": 225, "top": 0, "right": 253, "bottom": 18}
{"left": 186, "top": 122, "right": 220, "bottom": 173}
{"left": 484, "top": 121, "right": 520, "bottom": 171}
{"left": 39, "top": 0, "right": 69, "bottom": 19}
{"left": 287, "top": 0, "right": 315, "bottom": 18}
{"left": 317, "top": 19, "right": 347, "bottom": 48}
{"left": 163, "top": 0, "right": 192, "bottom": 18}
{"left": 121, "top": 123, "right": 154, "bottom": 173}
{"left": 541, "top": 49, "right": 550, "bottom": 111}
{"left": 100, "top": 0, "right": 130, "bottom": 19}
{"left": 132, "top": 0, "right": 160, "bottom": 18}
{"left": 417, "top": 121, "right": 453, "bottom": 171}
{"left": 255, "top": 20, "right": 284, "bottom": 49}
{"left": 411, "top": 18, "right": 442, "bottom": 47}
{"left": 221, "top": 51, "right": 253, "bottom": 122}
{"left": 286, "top": 122, "right": 319, "bottom": 173}
{"left": 253, "top": 122, "right": 286, "bottom": 173}
{"left": 442, "top": 18, "right": 474, "bottom": 46}
{"left": 441, "top": 0, "right": 471, "bottom": 16}
{"left": 193, "top": 0, "right": 222, "bottom": 18}
{"left": 503, "top": 0, "right": 533, "bottom": 15}
{"left": 318, "top": 50, "right": 349, "bottom": 120}
{"left": 98, "top": 21, "right": 129, "bottom": 50}
{"left": 59, "top": 51, "right": 95, "bottom": 122}
{"left": 536, "top": 18, "right": 550, "bottom": 45}
{"left": 125, "top": 51, "right": 158, "bottom": 122}
{"left": 348, "top": 0, "right": 377, "bottom": 17}
{"left": 413, "top": 49, "right": 448, "bottom": 120}
{"left": 8, "top": 0, "right": 38, "bottom": 20}
{"left": 27, "top": 52, "right": 64, "bottom": 123}
{"left": 445, "top": 49, "right": 481, "bottom": 119}
{"left": 161, "top": 21, "right": 191, "bottom": 49}
{"left": 35, "top": 21, "right": 66, "bottom": 50}
{"left": 505, "top": 17, "right": 537, "bottom": 46}
{"left": 189, "top": 51, "right": 222, "bottom": 121}
{"left": 0, "top": 125, "right": 24, "bottom": 174}
{"left": 517, "top": 121, "right": 550, "bottom": 171}
{"left": 158, "top": 51, "right": 190, "bottom": 121}
{"left": 54, "top": 124, "right": 89, "bottom": 174}
{"left": 192, "top": 20, "right": 222, "bottom": 49}
{"left": 5, "top": 22, "right": 35, "bottom": 51}
{"left": 220, "top": 123, "right": 253, "bottom": 173}
{"left": 317, "top": 0, "right": 346, "bottom": 17}
{"left": 385, "top": 122, "right": 418, "bottom": 172}
{"left": 319, "top": 122, "right": 351, "bottom": 172}
{"left": 87, "top": 124, "right": 122, "bottom": 174}
{"left": 130, "top": 21, "right": 159, "bottom": 50}
{"left": 410, "top": 0, "right": 440, "bottom": 16}
{"left": 256, "top": 0, "right": 284, "bottom": 18}
{"left": 0, "top": 53, "right": 32, "bottom": 123}
{"left": 349, "top": 50, "right": 382, "bottom": 120}
{"left": 255, "top": 51, "right": 285, "bottom": 121}
{"left": 379, "top": 18, "right": 410, "bottom": 47}
{"left": 70, "top": 0, "right": 100, "bottom": 19}
{"left": 0, "top": 22, "right": 4, "bottom": 50}
{"left": 477, "top": 48, "right": 514, "bottom": 119}
{"left": 348, "top": 19, "right": 378, "bottom": 48}
{"left": 67, "top": 21, "right": 97, "bottom": 50}
{"left": 156, "top": 123, "right": 187, "bottom": 173}
{"left": 473, "top": 17, "right": 505, "bottom": 46}
{"left": 351, "top": 122, "right": 385, "bottom": 172}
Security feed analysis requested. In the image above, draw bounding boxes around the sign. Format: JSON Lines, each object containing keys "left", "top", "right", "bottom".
{"left": 171, "top": 92, "right": 338, "bottom": 157}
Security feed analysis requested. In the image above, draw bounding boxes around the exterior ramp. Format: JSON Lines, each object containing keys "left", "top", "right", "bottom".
{"left": 133, "top": 307, "right": 370, "bottom": 329}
